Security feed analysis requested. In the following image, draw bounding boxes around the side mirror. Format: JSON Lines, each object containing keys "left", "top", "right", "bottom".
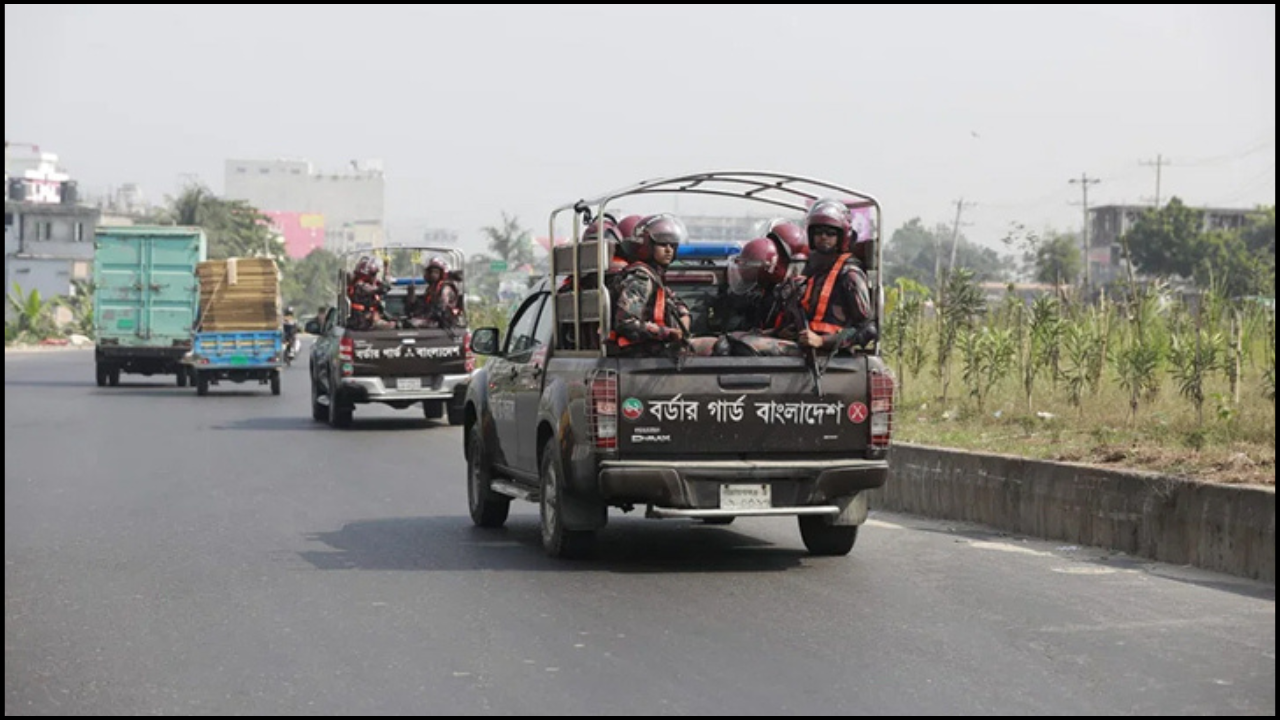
{"left": 470, "top": 327, "right": 501, "bottom": 356}
{"left": 304, "top": 319, "right": 321, "bottom": 335}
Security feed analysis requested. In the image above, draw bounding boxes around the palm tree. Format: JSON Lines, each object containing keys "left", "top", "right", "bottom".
{"left": 481, "top": 212, "right": 534, "bottom": 268}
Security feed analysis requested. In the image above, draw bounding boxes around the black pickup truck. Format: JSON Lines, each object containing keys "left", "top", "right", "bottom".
{"left": 462, "top": 171, "right": 894, "bottom": 558}
{"left": 307, "top": 247, "right": 471, "bottom": 428}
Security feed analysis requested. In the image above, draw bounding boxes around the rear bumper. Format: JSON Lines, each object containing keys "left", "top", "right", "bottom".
{"left": 340, "top": 373, "right": 469, "bottom": 403}
{"left": 596, "top": 458, "right": 888, "bottom": 512}
{"left": 95, "top": 345, "right": 188, "bottom": 374}
{"left": 97, "top": 345, "right": 188, "bottom": 360}
{"left": 192, "top": 363, "right": 280, "bottom": 380}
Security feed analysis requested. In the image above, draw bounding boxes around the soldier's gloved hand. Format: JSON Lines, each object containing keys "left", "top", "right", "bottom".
{"left": 852, "top": 324, "right": 878, "bottom": 348}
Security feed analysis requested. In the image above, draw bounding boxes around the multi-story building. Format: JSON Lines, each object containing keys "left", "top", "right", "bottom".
{"left": 224, "top": 158, "right": 385, "bottom": 258}
{"left": 1087, "top": 204, "right": 1257, "bottom": 285}
{"left": 5, "top": 147, "right": 99, "bottom": 326}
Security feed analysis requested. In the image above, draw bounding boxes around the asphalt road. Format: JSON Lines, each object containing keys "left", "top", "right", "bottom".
{"left": 5, "top": 347, "right": 1275, "bottom": 715}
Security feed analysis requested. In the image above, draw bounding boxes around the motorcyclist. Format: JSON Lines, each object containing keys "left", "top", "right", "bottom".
{"left": 282, "top": 306, "right": 300, "bottom": 362}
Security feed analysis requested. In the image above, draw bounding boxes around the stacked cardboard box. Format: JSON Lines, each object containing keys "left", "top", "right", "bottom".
{"left": 196, "top": 257, "right": 282, "bottom": 331}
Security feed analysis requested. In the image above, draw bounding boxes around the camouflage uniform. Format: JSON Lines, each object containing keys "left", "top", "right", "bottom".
{"left": 405, "top": 277, "right": 461, "bottom": 329}
{"left": 779, "top": 253, "right": 876, "bottom": 352}
{"left": 608, "top": 263, "right": 691, "bottom": 358}
{"left": 702, "top": 277, "right": 806, "bottom": 357}
{"left": 347, "top": 275, "right": 396, "bottom": 331}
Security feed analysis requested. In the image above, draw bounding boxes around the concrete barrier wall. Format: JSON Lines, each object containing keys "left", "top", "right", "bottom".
{"left": 866, "top": 444, "right": 1275, "bottom": 583}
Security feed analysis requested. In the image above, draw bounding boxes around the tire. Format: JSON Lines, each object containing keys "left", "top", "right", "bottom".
{"left": 328, "top": 372, "right": 352, "bottom": 428}
{"left": 798, "top": 515, "right": 859, "bottom": 556}
{"left": 96, "top": 363, "right": 108, "bottom": 387}
{"left": 176, "top": 369, "right": 188, "bottom": 387}
{"left": 196, "top": 372, "right": 209, "bottom": 396}
{"left": 108, "top": 368, "right": 121, "bottom": 387}
{"left": 447, "top": 404, "right": 465, "bottom": 426}
{"left": 539, "top": 437, "right": 594, "bottom": 560}
{"left": 702, "top": 516, "right": 736, "bottom": 525}
{"left": 422, "top": 400, "right": 444, "bottom": 420}
{"left": 270, "top": 370, "right": 281, "bottom": 396}
{"left": 310, "top": 373, "right": 327, "bottom": 422}
{"left": 467, "top": 425, "right": 510, "bottom": 528}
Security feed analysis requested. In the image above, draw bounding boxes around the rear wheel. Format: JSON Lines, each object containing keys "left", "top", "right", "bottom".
{"left": 310, "top": 372, "right": 327, "bottom": 422}
{"left": 176, "top": 369, "right": 188, "bottom": 387}
{"left": 96, "top": 363, "right": 108, "bottom": 387}
{"left": 196, "top": 372, "right": 209, "bottom": 396}
{"left": 423, "top": 400, "right": 444, "bottom": 420}
{"left": 540, "top": 437, "right": 595, "bottom": 560}
{"left": 270, "top": 370, "right": 281, "bottom": 396}
{"left": 798, "top": 515, "right": 858, "bottom": 556}
{"left": 108, "top": 368, "right": 121, "bottom": 387}
{"left": 467, "top": 425, "right": 510, "bottom": 528}
{"left": 328, "top": 372, "right": 352, "bottom": 428}
{"left": 447, "top": 403, "right": 465, "bottom": 426}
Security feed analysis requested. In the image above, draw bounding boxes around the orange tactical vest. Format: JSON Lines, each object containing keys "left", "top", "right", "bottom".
{"left": 607, "top": 263, "right": 667, "bottom": 348}
{"left": 801, "top": 253, "right": 854, "bottom": 335}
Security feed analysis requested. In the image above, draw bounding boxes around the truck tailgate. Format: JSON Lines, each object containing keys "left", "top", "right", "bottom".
{"left": 348, "top": 328, "right": 467, "bottom": 378}
{"left": 194, "top": 331, "right": 280, "bottom": 366}
{"left": 614, "top": 356, "right": 877, "bottom": 457}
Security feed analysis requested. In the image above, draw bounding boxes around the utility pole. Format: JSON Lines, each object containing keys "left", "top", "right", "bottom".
{"left": 1069, "top": 174, "right": 1100, "bottom": 296}
{"left": 1140, "top": 154, "right": 1171, "bottom": 207}
{"left": 946, "top": 198, "right": 977, "bottom": 276}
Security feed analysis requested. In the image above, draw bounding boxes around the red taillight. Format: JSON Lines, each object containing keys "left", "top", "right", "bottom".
{"left": 464, "top": 331, "right": 475, "bottom": 373}
{"left": 588, "top": 370, "right": 618, "bottom": 450}
{"left": 870, "top": 369, "right": 895, "bottom": 448}
{"left": 339, "top": 336, "right": 354, "bottom": 377}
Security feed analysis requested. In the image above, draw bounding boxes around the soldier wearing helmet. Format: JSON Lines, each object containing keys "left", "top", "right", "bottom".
{"left": 347, "top": 255, "right": 395, "bottom": 330}
{"left": 710, "top": 236, "right": 794, "bottom": 333}
{"left": 766, "top": 218, "right": 808, "bottom": 277}
{"left": 406, "top": 256, "right": 462, "bottom": 329}
{"left": 559, "top": 212, "right": 632, "bottom": 296}
{"left": 606, "top": 213, "right": 693, "bottom": 357}
{"left": 784, "top": 198, "right": 876, "bottom": 352}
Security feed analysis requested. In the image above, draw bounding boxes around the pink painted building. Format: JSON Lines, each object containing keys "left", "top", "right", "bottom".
{"left": 263, "top": 210, "right": 326, "bottom": 259}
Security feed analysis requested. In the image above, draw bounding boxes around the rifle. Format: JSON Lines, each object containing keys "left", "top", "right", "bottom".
{"left": 432, "top": 305, "right": 458, "bottom": 341}
{"left": 664, "top": 303, "right": 694, "bottom": 372}
{"left": 779, "top": 278, "right": 824, "bottom": 397}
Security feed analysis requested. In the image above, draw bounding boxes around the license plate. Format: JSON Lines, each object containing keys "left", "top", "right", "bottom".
{"left": 396, "top": 377, "right": 421, "bottom": 391}
{"left": 720, "top": 484, "right": 771, "bottom": 511}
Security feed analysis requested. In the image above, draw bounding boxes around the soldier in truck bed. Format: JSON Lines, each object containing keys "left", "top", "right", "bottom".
{"left": 405, "top": 257, "right": 462, "bottom": 329}
{"left": 606, "top": 213, "right": 693, "bottom": 358}
{"left": 347, "top": 256, "right": 396, "bottom": 330}
{"left": 784, "top": 198, "right": 877, "bottom": 353}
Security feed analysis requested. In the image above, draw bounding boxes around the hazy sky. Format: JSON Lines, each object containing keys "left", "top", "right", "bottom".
{"left": 6, "top": 4, "right": 1275, "bottom": 257}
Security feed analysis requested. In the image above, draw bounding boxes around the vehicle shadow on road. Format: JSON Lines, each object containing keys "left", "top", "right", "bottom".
{"left": 215, "top": 416, "right": 452, "bottom": 431}
{"left": 212, "top": 416, "right": 326, "bottom": 431}
{"left": 299, "top": 516, "right": 810, "bottom": 573}
{"left": 8, "top": 379, "right": 120, "bottom": 388}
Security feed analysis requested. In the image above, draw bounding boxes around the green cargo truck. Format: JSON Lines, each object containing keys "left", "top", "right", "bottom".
{"left": 93, "top": 226, "right": 208, "bottom": 387}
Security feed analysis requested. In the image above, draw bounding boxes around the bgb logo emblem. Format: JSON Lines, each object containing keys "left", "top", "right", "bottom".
{"left": 621, "top": 397, "right": 644, "bottom": 420}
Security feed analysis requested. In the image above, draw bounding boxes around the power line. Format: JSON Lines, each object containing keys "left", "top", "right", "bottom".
{"left": 1176, "top": 136, "right": 1275, "bottom": 168}
{"left": 1207, "top": 163, "right": 1277, "bottom": 206}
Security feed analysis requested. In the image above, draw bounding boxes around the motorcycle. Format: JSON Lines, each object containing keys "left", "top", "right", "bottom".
{"left": 283, "top": 326, "right": 300, "bottom": 367}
